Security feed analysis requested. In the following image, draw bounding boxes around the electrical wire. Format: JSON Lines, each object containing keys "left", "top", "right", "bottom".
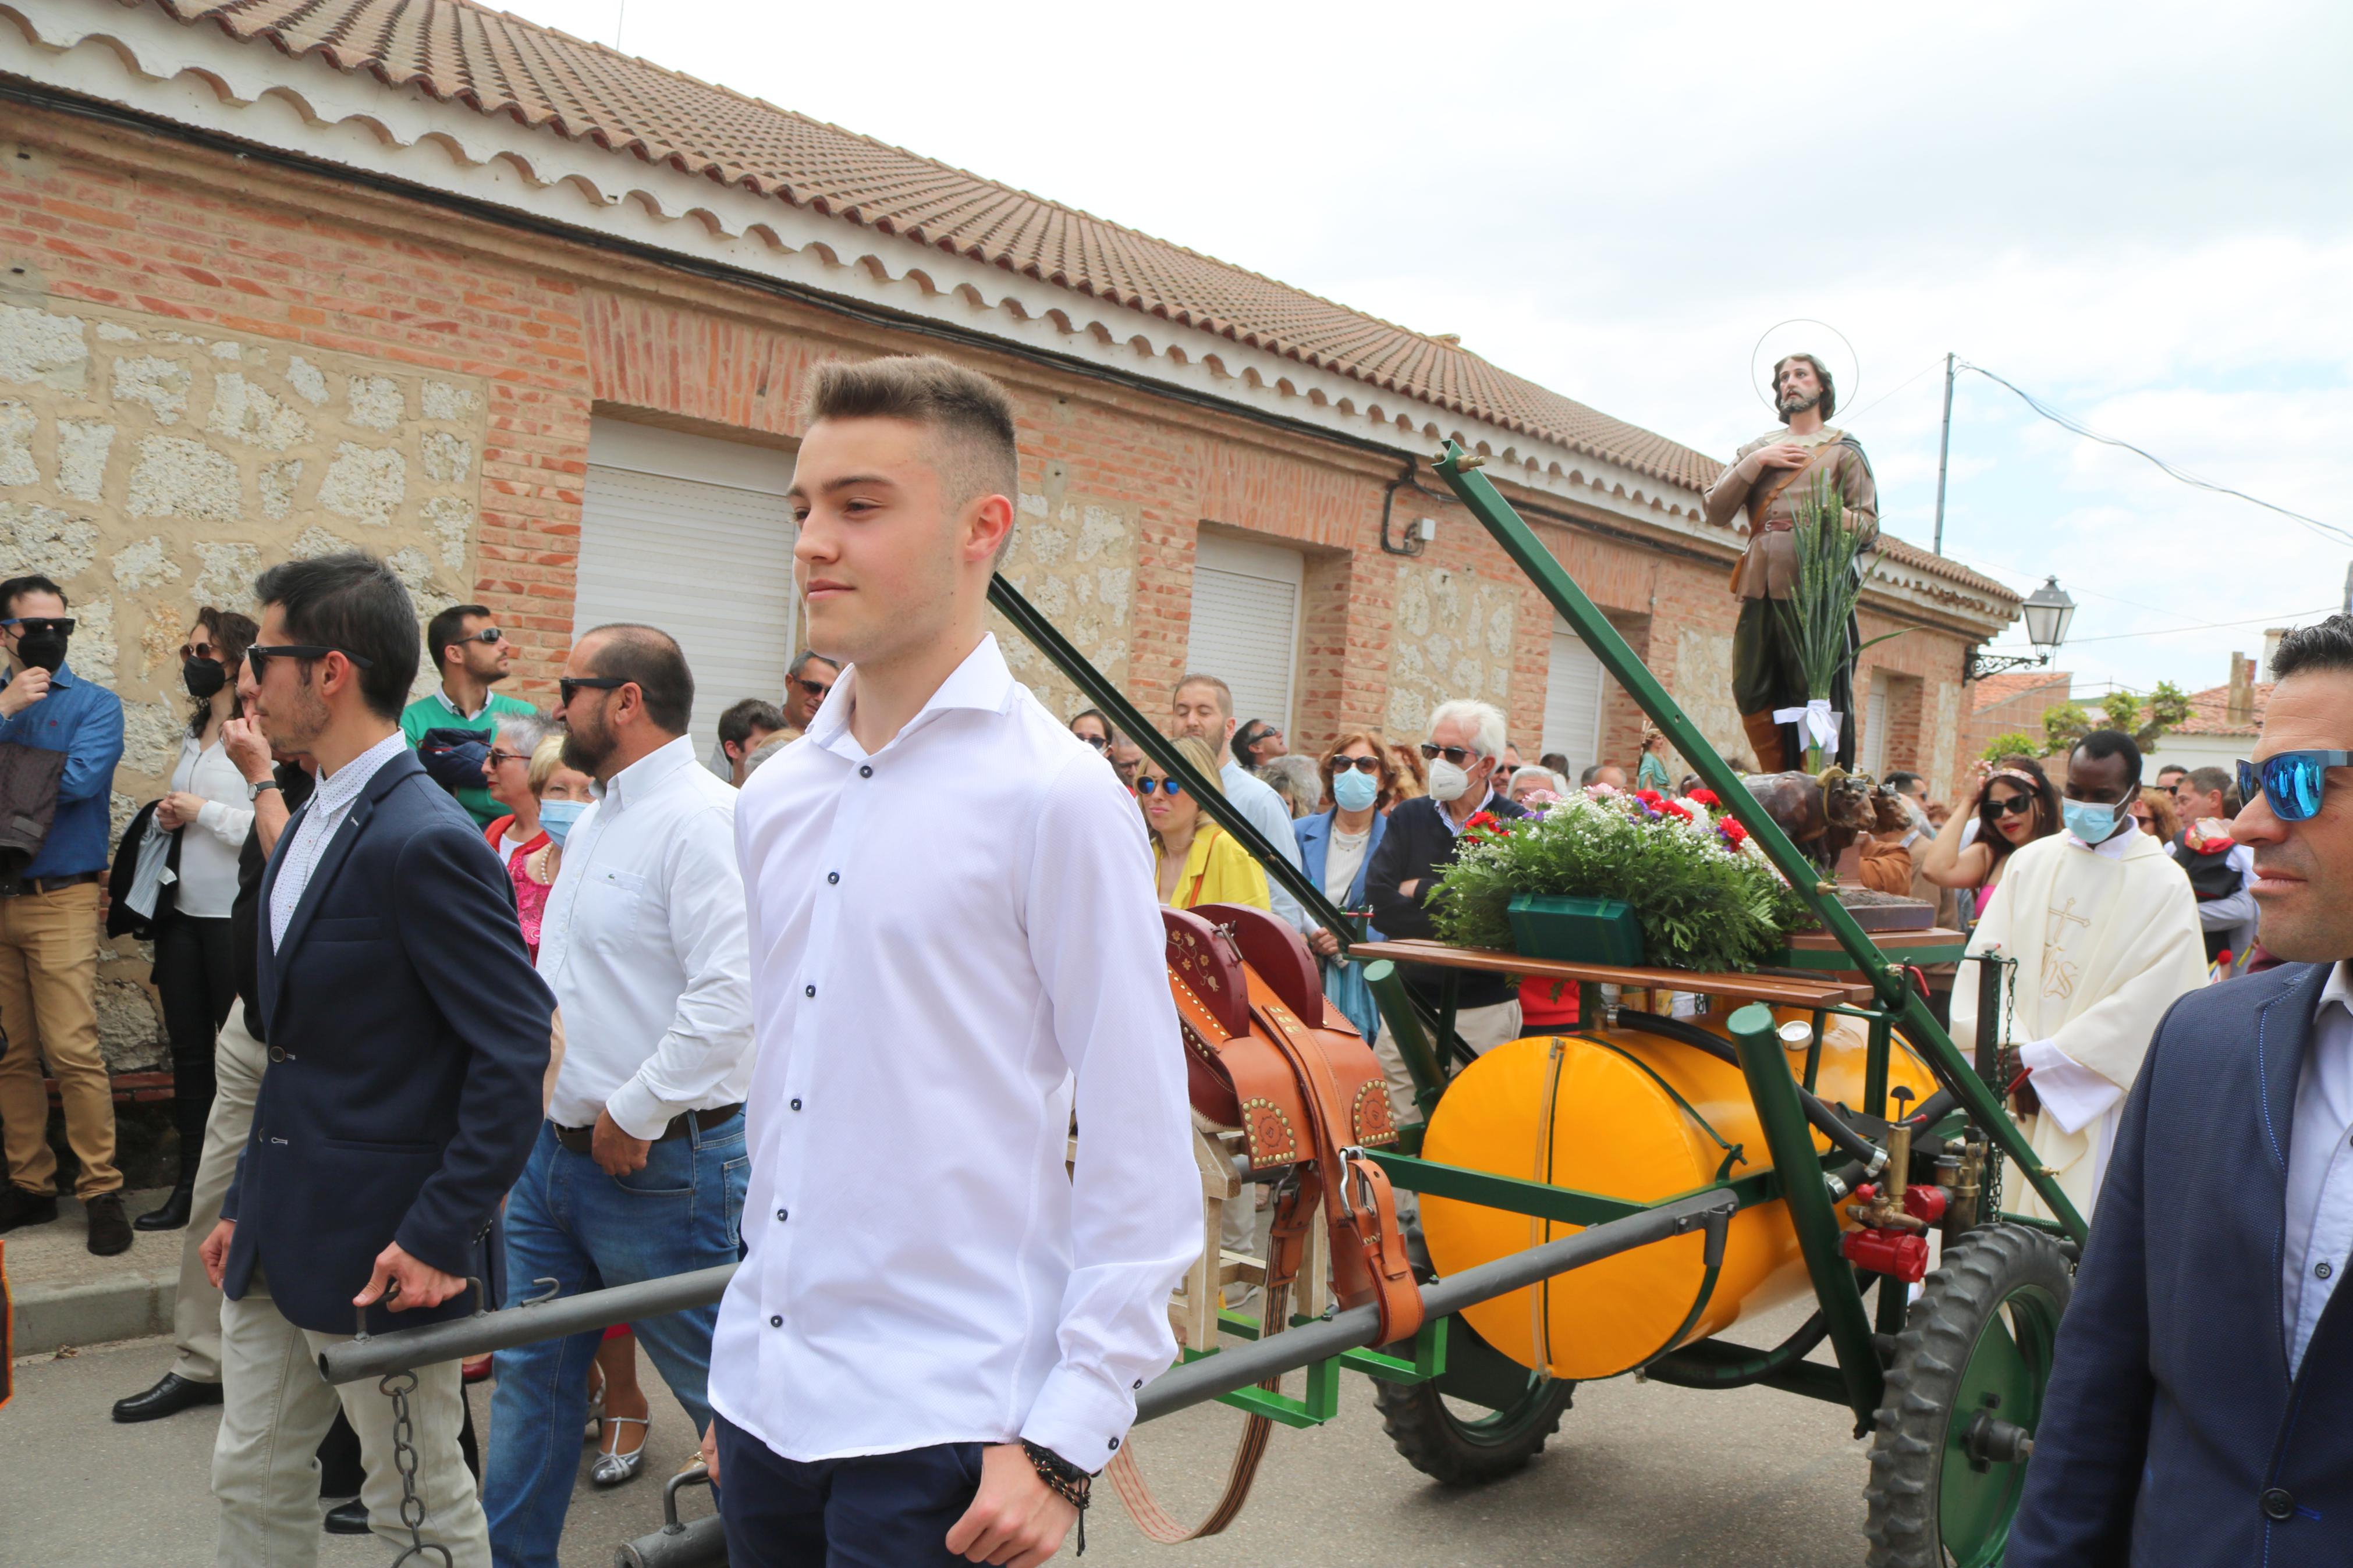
{"left": 1840, "top": 355, "right": 1947, "bottom": 426}
{"left": 1958, "top": 361, "right": 2353, "bottom": 549}
{"left": 1979, "top": 602, "right": 2341, "bottom": 649}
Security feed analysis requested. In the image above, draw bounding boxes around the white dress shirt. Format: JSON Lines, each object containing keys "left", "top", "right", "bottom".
{"left": 537, "top": 735, "right": 753, "bottom": 1138}
{"left": 1221, "top": 759, "right": 1309, "bottom": 932}
{"left": 714, "top": 634, "right": 1198, "bottom": 1471}
{"left": 269, "top": 731, "right": 407, "bottom": 950}
{"left": 2283, "top": 962, "right": 2353, "bottom": 1375}
{"left": 169, "top": 733, "right": 257, "bottom": 918}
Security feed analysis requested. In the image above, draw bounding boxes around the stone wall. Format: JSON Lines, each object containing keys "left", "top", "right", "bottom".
{"left": 996, "top": 478, "right": 1139, "bottom": 721}
{"left": 1382, "top": 561, "right": 1519, "bottom": 741}
{"left": 0, "top": 292, "right": 485, "bottom": 1067}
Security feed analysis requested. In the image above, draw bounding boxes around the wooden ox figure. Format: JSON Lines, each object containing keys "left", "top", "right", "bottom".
{"left": 1742, "top": 768, "right": 1906, "bottom": 871}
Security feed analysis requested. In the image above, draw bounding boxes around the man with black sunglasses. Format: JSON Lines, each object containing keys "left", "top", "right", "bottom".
{"left": 0, "top": 573, "right": 129, "bottom": 1253}
{"left": 2011, "top": 620, "right": 2353, "bottom": 1563}
{"left": 401, "top": 604, "right": 537, "bottom": 831}
{"left": 780, "top": 650, "right": 840, "bottom": 734}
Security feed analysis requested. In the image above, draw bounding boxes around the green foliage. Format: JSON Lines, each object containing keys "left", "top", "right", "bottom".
{"left": 2054, "top": 682, "right": 2195, "bottom": 754}
{"left": 2042, "top": 701, "right": 2095, "bottom": 755}
{"left": 1428, "top": 794, "right": 1811, "bottom": 973}
{"left": 1776, "top": 474, "right": 1878, "bottom": 703}
{"left": 1980, "top": 731, "right": 2045, "bottom": 763}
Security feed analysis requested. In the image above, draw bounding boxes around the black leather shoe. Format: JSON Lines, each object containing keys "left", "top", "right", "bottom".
{"left": 134, "top": 1176, "right": 197, "bottom": 1232}
{"left": 112, "top": 1371, "right": 224, "bottom": 1423}
{"left": 0, "top": 1185, "right": 58, "bottom": 1232}
{"left": 85, "top": 1192, "right": 133, "bottom": 1256}
{"left": 322, "top": 1499, "right": 370, "bottom": 1535}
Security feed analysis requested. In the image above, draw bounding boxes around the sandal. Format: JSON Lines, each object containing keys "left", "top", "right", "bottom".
{"left": 583, "top": 1365, "right": 606, "bottom": 1445}
{"left": 591, "top": 1416, "right": 649, "bottom": 1487}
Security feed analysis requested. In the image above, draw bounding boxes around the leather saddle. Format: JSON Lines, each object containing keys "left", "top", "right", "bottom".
{"left": 1112, "top": 904, "right": 1424, "bottom": 1542}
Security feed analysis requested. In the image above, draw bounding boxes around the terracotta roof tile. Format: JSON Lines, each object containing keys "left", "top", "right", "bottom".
{"left": 1967, "top": 670, "right": 2071, "bottom": 712}
{"left": 2170, "top": 681, "right": 2271, "bottom": 736}
{"left": 146, "top": 0, "right": 1736, "bottom": 487}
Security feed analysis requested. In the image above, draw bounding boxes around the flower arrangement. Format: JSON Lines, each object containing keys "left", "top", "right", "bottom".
{"left": 1430, "top": 787, "right": 1809, "bottom": 972}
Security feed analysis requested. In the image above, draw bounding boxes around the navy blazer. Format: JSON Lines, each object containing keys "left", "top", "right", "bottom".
{"left": 1293, "top": 808, "right": 1388, "bottom": 927}
{"left": 1364, "top": 792, "right": 1525, "bottom": 1008}
{"left": 2011, "top": 960, "right": 2353, "bottom": 1566}
{"left": 221, "top": 747, "right": 553, "bottom": 1336}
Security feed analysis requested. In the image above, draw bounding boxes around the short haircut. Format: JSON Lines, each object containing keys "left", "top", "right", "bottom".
{"left": 719, "top": 697, "right": 786, "bottom": 749}
{"left": 1428, "top": 698, "right": 1507, "bottom": 759}
{"left": 0, "top": 574, "right": 68, "bottom": 615}
{"left": 2155, "top": 763, "right": 2188, "bottom": 782}
{"left": 1885, "top": 770, "right": 1922, "bottom": 794}
{"left": 426, "top": 603, "right": 492, "bottom": 672}
{"left": 1580, "top": 762, "right": 1612, "bottom": 785}
{"left": 491, "top": 707, "right": 551, "bottom": 756}
{"left": 1233, "top": 719, "right": 1277, "bottom": 758}
{"left": 581, "top": 623, "right": 694, "bottom": 735}
{"left": 1174, "top": 674, "right": 1233, "bottom": 719}
{"left": 2072, "top": 728, "right": 2143, "bottom": 790}
{"left": 2268, "top": 614, "right": 2353, "bottom": 682}
{"left": 1538, "top": 752, "right": 1570, "bottom": 776}
{"left": 252, "top": 552, "right": 420, "bottom": 720}
{"left": 788, "top": 650, "right": 840, "bottom": 681}
{"left": 526, "top": 733, "right": 570, "bottom": 793}
{"left": 2184, "top": 765, "right": 2240, "bottom": 815}
{"left": 802, "top": 355, "right": 1020, "bottom": 558}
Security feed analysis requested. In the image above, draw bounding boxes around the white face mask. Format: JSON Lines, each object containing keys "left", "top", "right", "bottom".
{"left": 1426, "top": 758, "right": 1472, "bottom": 804}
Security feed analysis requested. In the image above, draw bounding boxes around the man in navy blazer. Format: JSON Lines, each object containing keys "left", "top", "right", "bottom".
{"left": 197, "top": 553, "right": 550, "bottom": 1568}
{"left": 2011, "top": 614, "right": 2353, "bottom": 1566}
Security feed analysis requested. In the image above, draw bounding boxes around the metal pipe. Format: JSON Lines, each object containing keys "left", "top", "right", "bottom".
{"left": 1933, "top": 351, "right": 1955, "bottom": 556}
{"left": 320, "top": 1265, "right": 737, "bottom": 1385}
{"left": 613, "top": 1187, "right": 1734, "bottom": 1567}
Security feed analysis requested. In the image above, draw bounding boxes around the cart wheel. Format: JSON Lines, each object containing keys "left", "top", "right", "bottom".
{"left": 1374, "top": 1315, "right": 1575, "bottom": 1485}
{"left": 1863, "top": 1224, "right": 2072, "bottom": 1567}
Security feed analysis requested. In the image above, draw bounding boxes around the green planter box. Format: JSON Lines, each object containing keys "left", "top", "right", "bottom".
{"left": 1507, "top": 894, "right": 1645, "bottom": 966}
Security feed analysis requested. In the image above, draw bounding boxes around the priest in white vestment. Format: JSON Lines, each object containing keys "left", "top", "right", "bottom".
{"left": 1951, "top": 736, "right": 2208, "bottom": 1224}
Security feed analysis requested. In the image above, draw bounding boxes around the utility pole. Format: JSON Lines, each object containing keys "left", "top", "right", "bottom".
{"left": 1932, "top": 352, "right": 1955, "bottom": 557}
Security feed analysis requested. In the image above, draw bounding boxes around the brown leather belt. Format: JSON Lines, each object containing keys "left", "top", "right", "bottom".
{"left": 0, "top": 870, "right": 103, "bottom": 897}
{"left": 551, "top": 1103, "right": 741, "bottom": 1155}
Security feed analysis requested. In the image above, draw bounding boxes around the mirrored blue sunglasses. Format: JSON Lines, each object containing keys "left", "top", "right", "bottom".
{"left": 2238, "top": 751, "right": 2353, "bottom": 823}
{"left": 1135, "top": 777, "right": 1186, "bottom": 797}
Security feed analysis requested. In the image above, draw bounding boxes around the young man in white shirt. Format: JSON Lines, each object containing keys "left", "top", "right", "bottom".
{"left": 711, "top": 355, "right": 1198, "bottom": 1566}
{"left": 481, "top": 624, "right": 755, "bottom": 1567}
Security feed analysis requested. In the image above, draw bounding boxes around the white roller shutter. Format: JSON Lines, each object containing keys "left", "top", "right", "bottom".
{"left": 575, "top": 419, "right": 797, "bottom": 760}
{"left": 1542, "top": 616, "right": 1610, "bottom": 778}
{"left": 1187, "top": 534, "right": 1303, "bottom": 734}
{"left": 1863, "top": 680, "right": 1890, "bottom": 776}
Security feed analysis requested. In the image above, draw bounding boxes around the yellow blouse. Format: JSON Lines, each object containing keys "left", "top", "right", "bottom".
{"left": 1155, "top": 824, "right": 1271, "bottom": 911}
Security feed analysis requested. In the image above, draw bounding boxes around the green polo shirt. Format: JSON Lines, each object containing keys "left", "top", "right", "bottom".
{"left": 400, "top": 687, "right": 540, "bottom": 830}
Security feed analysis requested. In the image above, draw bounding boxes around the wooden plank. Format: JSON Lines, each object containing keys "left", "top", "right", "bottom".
{"left": 1348, "top": 939, "right": 1875, "bottom": 1008}
{"left": 1781, "top": 927, "right": 1967, "bottom": 952}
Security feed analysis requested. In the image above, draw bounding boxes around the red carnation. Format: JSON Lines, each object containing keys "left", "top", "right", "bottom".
{"left": 1634, "top": 789, "right": 1666, "bottom": 807}
{"left": 1687, "top": 788, "right": 1721, "bottom": 808}
{"left": 1719, "top": 817, "right": 1749, "bottom": 846}
{"left": 1466, "top": 810, "right": 1498, "bottom": 830}
{"left": 1660, "top": 799, "right": 1694, "bottom": 821}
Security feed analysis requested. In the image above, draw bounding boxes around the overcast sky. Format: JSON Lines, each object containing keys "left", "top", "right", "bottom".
{"left": 512, "top": 0, "right": 2353, "bottom": 695}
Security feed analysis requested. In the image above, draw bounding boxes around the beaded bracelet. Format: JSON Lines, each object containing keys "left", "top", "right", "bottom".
{"left": 1020, "top": 1439, "right": 1092, "bottom": 1556}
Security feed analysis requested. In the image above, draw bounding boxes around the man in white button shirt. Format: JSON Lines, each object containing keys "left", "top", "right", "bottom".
{"left": 481, "top": 624, "right": 754, "bottom": 1568}
{"left": 707, "top": 355, "right": 1197, "bottom": 1567}
{"left": 1171, "top": 674, "right": 1311, "bottom": 932}
{"left": 2012, "top": 616, "right": 2353, "bottom": 1565}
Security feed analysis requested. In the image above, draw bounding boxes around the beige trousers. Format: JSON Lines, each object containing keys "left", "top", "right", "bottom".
{"left": 213, "top": 1272, "right": 488, "bottom": 1568}
{"left": 0, "top": 881, "right": 119, "bottom": 1196}
{"left": 170, "top": 1010, "right": 268, "bottom": 1384}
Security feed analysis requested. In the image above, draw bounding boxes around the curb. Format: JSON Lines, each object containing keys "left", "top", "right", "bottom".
{"left": 14, "top": 1270, "right": 176, "bottom": 1357}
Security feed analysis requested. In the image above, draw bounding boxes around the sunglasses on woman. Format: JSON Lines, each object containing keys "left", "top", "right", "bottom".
{"left": 1982, "top": 793, "right": 2037, "bottom": 819}
{"left": 1076, "top": 733, "right": 1109, "bottom": 752}
{"left": 2239, "top": 751, "right": 2353, "bottom": 823}
{"left": 1135, "top": 777, "right": 1186, "bottom": 797}
{"left": 1331, "top": 755, "right": 1383, "bottom": 774}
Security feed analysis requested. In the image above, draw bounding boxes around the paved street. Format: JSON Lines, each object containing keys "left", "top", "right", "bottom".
{"left": 7, "top": 1305, "right": 1871, "bottom": 1567}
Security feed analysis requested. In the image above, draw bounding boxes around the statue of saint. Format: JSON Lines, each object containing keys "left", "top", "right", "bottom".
{"left": 1703, "top": 351, "right": 1878, "bottom": 773}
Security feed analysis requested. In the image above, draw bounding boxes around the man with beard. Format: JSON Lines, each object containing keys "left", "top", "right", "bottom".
{"left": 1703, "top": 353, "right": 1878, "bottom": 772}
{"left": 200, "top": 552, "right": 549, "bottom": 1566}
{"left": 481, "top": 622, "right": 753, "bottom": 1568}
{"left": 1171, "top": 675, "right": 1310, "bottom": 931}
{"left": 2010, "top": 617, "right": 2353, "bottom": 1564}
{"left": 402, "top": 605, "right": 537, "bottom": 831}
{"left": 0, "top": 574, "right": 129, "bottom": 1253}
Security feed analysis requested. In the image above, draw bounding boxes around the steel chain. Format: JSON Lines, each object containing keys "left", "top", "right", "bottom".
{"left": 378, "top": 1371, "right": 453, "bottom": 1568}
{"left": 1986, "top": 953, "right": 2018, "bottom": 1221}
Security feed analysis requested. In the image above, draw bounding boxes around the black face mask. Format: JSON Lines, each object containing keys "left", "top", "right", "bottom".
{"left": 183, "top": 657, "right": 227, "bottom": 700}
{"left": 15, "top": 630, "right": 67, "bottom": 674}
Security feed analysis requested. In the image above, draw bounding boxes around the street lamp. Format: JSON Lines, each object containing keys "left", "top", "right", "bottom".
{"left": 1967, "top": 575, "right": 2075, "bottom": 681}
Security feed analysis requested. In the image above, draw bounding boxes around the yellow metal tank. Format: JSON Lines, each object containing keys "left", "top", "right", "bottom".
{"left": 1419, "top": 1009, "right": 1933, "bottom": 1381}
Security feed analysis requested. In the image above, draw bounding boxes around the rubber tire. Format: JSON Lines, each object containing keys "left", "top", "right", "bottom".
{"left": 1374, "top": 1370, "right": 1575, "bottom": 1485}
{"left": 1862, "top": 1224, "right": 2074, "bottom": 1567}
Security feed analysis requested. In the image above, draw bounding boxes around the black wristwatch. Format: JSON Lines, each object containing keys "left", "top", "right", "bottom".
{"left": 247, "top": 778, "right": 283, "bottom": 801}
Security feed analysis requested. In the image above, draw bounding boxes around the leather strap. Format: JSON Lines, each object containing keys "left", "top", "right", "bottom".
{"left": 1730, "top": 436, "right": 1846, "bottom": 592}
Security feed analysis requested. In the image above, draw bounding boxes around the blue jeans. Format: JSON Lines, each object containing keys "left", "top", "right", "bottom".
{"left": 714, "top": 1414, "right": 983, "bottom": 1568}
{"left": 482, "top": 1114, "right": 748, "bottom": 1568}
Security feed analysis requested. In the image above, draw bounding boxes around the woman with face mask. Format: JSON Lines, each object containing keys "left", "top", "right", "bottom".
{"left": 510, "top": 733, "right": 595, "bottom": 962}
{"left": 136, "top": 607, "right": 261, "bottom": 1232}
{"left": 1294, "top": 733, "right": 1394, "bottom": 1048}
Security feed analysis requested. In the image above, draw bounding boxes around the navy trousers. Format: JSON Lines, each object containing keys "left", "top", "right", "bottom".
{"left": 714, "top": 1414, "right": 983, "bottom": 1568}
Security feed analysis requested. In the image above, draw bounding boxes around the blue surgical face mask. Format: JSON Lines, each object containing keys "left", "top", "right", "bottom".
{"left": 538, "top": 798, "right": 589, "bottom": 847}
{"left": 1332, "top": 766, "right": 1380, "bottom": 813}
{"left": 2061, "top": 796, "right": 2128, "bottom": 845}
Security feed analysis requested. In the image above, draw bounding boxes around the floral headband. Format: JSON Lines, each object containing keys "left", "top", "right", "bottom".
{"left": 1986, "top": 769, "right": 2039, "bottom": 791}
